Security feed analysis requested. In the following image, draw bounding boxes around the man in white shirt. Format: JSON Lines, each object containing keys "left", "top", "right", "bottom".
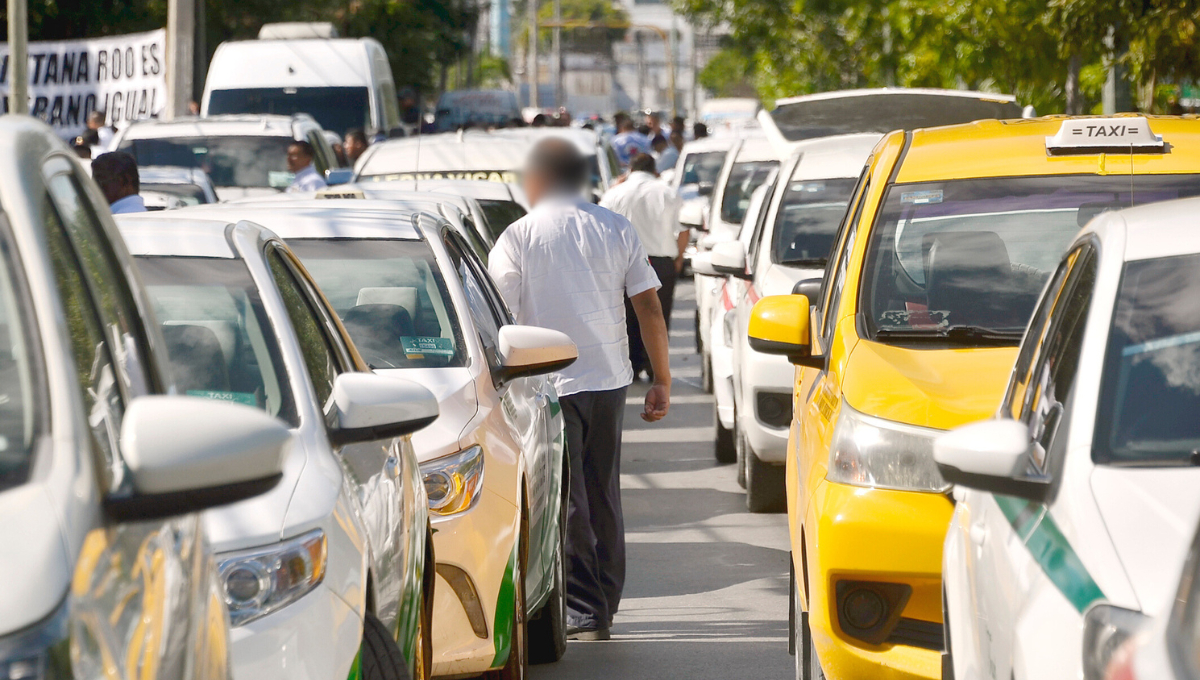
{"left": 600, "top": 153, "right": 686, "bottom": 380}
{"left": 489, "top": 138, "right": 672, "bottom": 642}
{"left": 92, "top": 152, "right": 147, "bottom": 215}
{"left": 286, "top": 141, "right": 327, "bottom": 193}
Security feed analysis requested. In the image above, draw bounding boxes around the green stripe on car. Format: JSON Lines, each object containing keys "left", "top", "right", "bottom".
{"left": 491, "top": 546, "right": 518, "bottom": 668}
{"left": 346, "top": 649, "right": 362, "bottom": 680}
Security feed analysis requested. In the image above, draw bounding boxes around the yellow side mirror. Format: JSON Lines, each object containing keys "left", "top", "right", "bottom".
{"left": 748, "top": 295, "right": 821, "bottom": 368}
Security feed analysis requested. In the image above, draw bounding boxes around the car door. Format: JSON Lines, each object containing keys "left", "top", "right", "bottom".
{"left": 41, "top": 157, "right": 230, "bottom": 680}
{"left": 264, "top": 243, "right": 411, "bottom": 630}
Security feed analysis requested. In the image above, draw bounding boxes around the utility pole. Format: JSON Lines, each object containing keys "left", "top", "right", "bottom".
{"left": 7, "top": 0, "right": 28, "bottom": 115}
{"left": 552, "top": 0, "right": 561, "bottom": 109}
{"left": 1102, "top": 26, "right": 1132, "bottom": 114}
{"left": 527, "top": 0, "right": 538, "bottom": 108}
{"left": 166, "top": 0, "right": 195, "bottom": 119}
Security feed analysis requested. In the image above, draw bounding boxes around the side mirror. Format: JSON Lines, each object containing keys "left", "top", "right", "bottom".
{"left": 109, "top": 396, "right": 290, "bottom": 520}
{"left": 329, "top": 373, "right": 440, "bottom": 446}
{"left": 697, "top": 181, "right": 715, "bottom": 197}
{"left": 495, "top": 325, "right": 578, "bottom": 383}
{"left": 325, "top": 168, "right": 354, "bottom": 186}
{"left": 710, "top": 241, "right": 749, "bottom": 279}
{"left": 933, "top": 419, "right": 1049, "bottom": 502}
{"left": 792, "top": 277, "right": 823, "bottom": 303}
{"left": 690, "top": 252, "right": 719, "bottom": 277}
{"left": 748, "top": 294, "right": 822, "bottom": 369}
{"left": 679, "top": 200, "right": 706, "bottom": 229}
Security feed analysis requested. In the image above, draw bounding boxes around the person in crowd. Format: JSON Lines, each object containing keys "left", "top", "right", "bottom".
{"left": 286, "top": 141, "right": 327, "bottom": 192}
{"left": 188, "top": 100, "right": 201, "bottom": 116}
{"left": 488, "top": 138, "right": 672, "bottom": 642}
{"left": 693, "top": 121, "right": 709, "bottom": 139}
{"left": 344, "top": 128, "right": 370, "bottom": 166}
{"left": 637, "top": 123, "right": 652, "bottom": 137}
{"left": 612, "top": 117, "right": 652, "bottom": 167}
{"left": 647, "top": 111, "right": 664, "bottom": 138}
{"left": 92, "top": 152, "right": 146, "bottom": 214}
{"left": 658, "top": 131, "right": 684, "bottom": 173}
{"left": 532, "top": 113, "right": 549, "bottom": 127}
{"left": 600, "top": 152, "right": 686, "bottom": 381}
{"left": 670, "top": 115, "right": 686, "bottom": 138}
{"left": 651, "top": 134, "right": 668, "bottom": 161}
{"left": 71, "top": 135, "right": 93, "bottom": 160}
{"left": 87, "top": 111, "right": 116, "bottom": 150}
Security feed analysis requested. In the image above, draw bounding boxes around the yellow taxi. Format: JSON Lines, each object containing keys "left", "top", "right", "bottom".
{"left": 747, "top": 115, "right": 1200, "bottom": 680}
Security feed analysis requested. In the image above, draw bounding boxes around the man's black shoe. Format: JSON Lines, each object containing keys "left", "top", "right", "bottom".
{"left": 567, "top": 626, "right": 611, "bottom": 641}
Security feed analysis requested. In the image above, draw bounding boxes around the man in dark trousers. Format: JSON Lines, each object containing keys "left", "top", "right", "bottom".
{"left": 489, "top": 139, "right": 673, "bottom": 641}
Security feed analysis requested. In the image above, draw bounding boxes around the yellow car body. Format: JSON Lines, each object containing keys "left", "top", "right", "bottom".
{"left": 752, "top": 116, "right": 1200, "bottom": 679}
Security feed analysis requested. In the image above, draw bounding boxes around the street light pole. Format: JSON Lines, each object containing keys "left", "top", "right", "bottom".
{"left": 552, "top": 0, "right": 561, "bottom": 109}
{"left": 166, "top": 0, "right": 195, "bottom": 119}
{"left": 527, "top": 0, "right": 538, "bottom": 108}
{"left": 7, "top": 0, "right": 28, "bottom": 115}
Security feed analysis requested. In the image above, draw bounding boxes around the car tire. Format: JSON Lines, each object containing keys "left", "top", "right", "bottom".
{"left": 528, "top": 476, "right": 568, "bottom": 664}
{"left": 745, "top": 447, "right": 786, "bottom": 513}
{"left": 735, "top": 430, "right": 747, "bottom": 489}
{"left": 361, "top": 611, "right": 413, "bottom": 680}
{"left": 792, "top": 571, "right": 824, "bottom": 680}
{"left": 694, "top": 308, "right": 703, "bottom": 355}
{"left": 715, "top": 402, "right": 736, "bottom": 464}
{"left": 701, "top": 349, "right": 714, "bottom": 393}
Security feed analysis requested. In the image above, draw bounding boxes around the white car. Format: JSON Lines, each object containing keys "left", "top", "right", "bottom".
{"left": 113, "top": 114, "right": 341, "bottom": 200}
{"left": 182, "top": 198, "right": 577, "bottom": 678}
{"left": 0, "top": 117, "right": 287, "bottom": 677}
{"left": 935, "top": 196, "right": 1200, "bottom": 680}
{"left": 348, "top": 178, "right": 529, "bottom": 237}
{"left": 139, "top": 165, "right": 220, "bottom": 205}
{"left": 119, "top": 212, "right": 440, "bottom": 680}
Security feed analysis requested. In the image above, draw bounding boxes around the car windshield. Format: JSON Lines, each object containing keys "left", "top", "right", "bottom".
{"left": 772, "top": 177, "right": 858, "bottom": 265}
{"left": 0, "top": 236, "right": 39, "bottom": 492}
{"left": 137, "top": 256, "right": 298, "bottom": 427}
{"left": 478, "top": 199, "right": 527, "bottom": 240}
{"left": 120, "top": 136, "right": 294, "bottom": 189}
{"left": 1095, "top": 253, "right": 1200, "bottom": 465}
{"left": 207, "top": 87, "right": 370, "bottom": 137}
{"left": 286, "top": 239, "right": 468, "bottom": 370}
{"left": 721, "top": 160, "right": 779, "bottom": 225}
{"left": 141, "top": 183, "right": 208, "bottom": 205}
{"left": 861, "top": 175, "right": 1200, "bottom": 342}
{"left": 681, "top": 151, "right": 725, "bottom": 186}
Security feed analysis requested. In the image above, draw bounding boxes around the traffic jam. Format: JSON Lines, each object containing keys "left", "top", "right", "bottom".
{"left": 2, "top": 18, "right": 1200, "bottom": 680}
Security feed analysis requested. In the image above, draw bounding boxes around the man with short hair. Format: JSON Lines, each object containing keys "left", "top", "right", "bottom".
{"left": 344, "top": 128, "right": 370, "bottom": 165}
{"left": 611, "top": 117, "right": 652, "bottom": 167}
{"left": 92, "top": 151, "right": 146, "bottom": 214}
{"left": 286, "top": 141, "right": 327, "bottom": 192}
{"left": 489, "top": 138, "right": 672, "bottom": 642}
{"left": 601, "top": 153, "right": 686, "bottom": 380}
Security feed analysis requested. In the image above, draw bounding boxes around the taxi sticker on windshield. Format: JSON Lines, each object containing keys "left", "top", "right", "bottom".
{"left": 187, "top": 390, "right": 257, "bottom": 407}
{"left": 401, "top": 337, "right": 455, "bottom": 359}
{"left": 901, "top": 190, "right": 943, "bottom": 205}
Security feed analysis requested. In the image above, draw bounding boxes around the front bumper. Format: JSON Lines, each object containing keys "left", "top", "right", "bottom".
{"left": 230, "top": 582, "right": 362, "bottom": 680}
{"left": 737, "top": 345, "right": 794, "bottom": 463}
{"left": 804, "top": 479, "right": 953, "bottom": 680}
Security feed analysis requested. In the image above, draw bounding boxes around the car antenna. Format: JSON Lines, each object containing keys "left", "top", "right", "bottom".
{"left": 1129, "top": 142, "right": 1135, "bottom": 206}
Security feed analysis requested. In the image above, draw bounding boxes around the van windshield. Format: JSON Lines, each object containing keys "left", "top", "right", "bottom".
{"left": 120, "top": 136, "right": 294, "bottom": 189}
{"left": 207, "top": 87, "right": 370, "bottom": 137}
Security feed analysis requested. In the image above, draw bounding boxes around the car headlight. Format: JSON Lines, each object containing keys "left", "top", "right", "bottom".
{"left": 217, "top": 529, "right": 326, "bottom": 626}
{"left": 1082, "top": 604, "right": 1149, "bottom": 680}
{"left": 421, "top": 445, "right": 485, "bottom": 516}
{"left": 826, "top": 404, "right": 949, "bottom": 492}
{"left": 0, "top": 597, "right": 69, "bottom": 680}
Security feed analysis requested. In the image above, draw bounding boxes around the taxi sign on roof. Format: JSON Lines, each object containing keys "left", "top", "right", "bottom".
{"left": 1045, "top": 117, "right": 1164, "bottom": 155}
{"left": 316, "top": 188, "right": 366, "bottom": 200}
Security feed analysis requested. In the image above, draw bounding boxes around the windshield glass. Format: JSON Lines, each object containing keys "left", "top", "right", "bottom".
{"left": 120, "top": 136, "right": 294, "bottom": 189}
{"left": 772, "top": 177, "right": 858, "bottom": 265}
{"left": 286, "top": 239, "right": 468, "bottom": 370}
{"left": 861, "top": 175, "right": 1200, "bottom": 340}
{"left": 1096, "top": 253, "right": 1200, "bottom": 465}
{"left": 207, "top": 87, "right": 370, "bottom": 137}
{"left": 681, "top": 151, "right": 725, "bottom": 186}
{"left": 721, "top": 160, "right": 779, "bottom": 225}
{"left": 478, "top": 199, "right": 527, "bottom": 240}
{"left": 0, "top": 236, "right": 39, "bottom": 492}
{"left": 141, "top": 183, "right": 208, "bottom": 205}
{"left": 137, "top": 256, "right": 298, "bottom": 427}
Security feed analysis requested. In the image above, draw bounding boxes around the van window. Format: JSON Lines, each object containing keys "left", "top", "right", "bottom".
{"left": 207, "top": 87, "right": 371, "bottom": 137}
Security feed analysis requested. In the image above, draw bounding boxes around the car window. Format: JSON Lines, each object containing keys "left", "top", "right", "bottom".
{"left": 444, "top": 234, "right": 504, "bottom": 359}
{"left": 720, "top": 160, "right": 779, "bottom": 225}
{"left": 206, "top": 87, "right": 371, "bottom": 138}
{"left": 137, "top": 256, "right": 298, "bottom": 427}
{"left": 771, "top": 176, "right": 859, "bottom": 266}
{"left": 306, "top": 131, "right": 331, "bottom": 175}
{"left": 681, "top": 151, "right": 726, "bottom": 186}
{"left": 1094, "top": 251, "right": 1200, "bottom": 465}
{"left": 1005, "top": 258, "right": 1073, "bottom": 420}
{"left": 0, "top": 219, "right": 42, "bottom": 492}
{"left": 120, "top": 136, "right": 295, "bottom": 189}
{"left": 286, "top": 238, "right": 469, "bottom": 371}
{"left": 821, "top": 176, "right": 870, "bottom": 341}
{"left": 746, "top": 170, "right": 782, "bottom": 271}
{"left": 477, "top": 199, "right": 527, "bottom": 240}
{"left": 268, "top": 248, "right": 342, "bottom": 410}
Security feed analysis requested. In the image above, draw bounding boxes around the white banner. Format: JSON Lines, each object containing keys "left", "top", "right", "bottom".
{"left": 0, "top": 29, "right": 166, "bottom": 138}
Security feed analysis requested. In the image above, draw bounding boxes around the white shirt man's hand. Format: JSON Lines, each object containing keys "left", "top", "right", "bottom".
{"left": 642, "top": 383, "right": 670, "bottom": 422}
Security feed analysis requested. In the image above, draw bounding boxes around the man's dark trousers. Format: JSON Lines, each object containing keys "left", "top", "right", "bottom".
{"left": 560, "top": 386, "right": 628, "bottom": 630}
{"left": 626, "top": 255, "right": 676, "bottom": 375}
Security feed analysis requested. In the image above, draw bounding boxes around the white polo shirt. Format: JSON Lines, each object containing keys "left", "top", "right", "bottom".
{"left": 489, "top": 195, "right": 661, "bottom": 397}
{"left": 599, "top": 171, "right": 683, "bottom": 258}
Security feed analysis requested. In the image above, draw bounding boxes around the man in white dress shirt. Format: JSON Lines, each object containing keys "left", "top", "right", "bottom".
{"left": 489, "top": 138, "right": 672, "bottom": 641}
{"left": 92, "top": 152, "right": 147, "bottom": 215}
{"left": 286, "top": 141, "right": 327, "bottom": 193}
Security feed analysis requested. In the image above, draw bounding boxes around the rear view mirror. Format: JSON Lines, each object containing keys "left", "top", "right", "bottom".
{"left": 792, "top": 278, "right": 823, "bottom": 303}
{"left": 934, "top": 419, "right": 1049, "bottom": 502}
{"left": 495, "top": 325, "right": 578, "bottom": 383}
{"left": 697, "top": 181, "right": 715, "bottom": 197}
{"left": 679, "top": 200, "right": 706, "bottom": 229}
{"left": 748, "top": 294, "right": 821, "bottom": 369}
{"left": 109, "top": 396, "right": 290, "bottom": 520}
{"left": 329, "top": 373, "right": 439, "bottom": 446}
{"left": 710, "top": 241, "right": 749, "bottom": 279}
{"left": 690, "top": 252, "right": 718, "bottom": 277}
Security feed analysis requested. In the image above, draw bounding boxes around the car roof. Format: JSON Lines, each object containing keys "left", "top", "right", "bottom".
{"left": 681, "top": 136, "right": 738, "bottom": 154}
{"left": 207, "top": 39, "right": 378, "bottom": 89}
{"left": 353, "top": 178, "right": 515, "bottom": 201}
{"left": 896, "top": 115, "right": 1200, "bottom": 183}
{"left": 120, "top": 115, "right": 308, "bottom": 139}
{"left": 356, "top": 131, "right": 531, "bottom": 178}
{"left": 116, "top": 214, "right": 242, "bottom": 258}
{"left": 489, "top": 127, "right": 599, "bottom": 155}
{"left": 788, "top": 133, "right": 883, "bottom": 181}
{"left": 1090, "top": 197, "right": 1200, "bottom": 263}
{"left": 181, "top": 200, "right": 427, "bottom": 241}
{"left": 733, "top": 134, "right": 784, "bottom": 163}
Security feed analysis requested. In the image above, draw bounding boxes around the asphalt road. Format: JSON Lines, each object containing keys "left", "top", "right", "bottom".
{"left": 530, "top": 279, "right": 794, "bottom": 680}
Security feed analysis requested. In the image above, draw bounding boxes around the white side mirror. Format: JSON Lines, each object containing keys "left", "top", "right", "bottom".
{"left": 690, "top": 252, "right": 718, "bottom": 277}
{"left": 496, "top": 325, "right": 578, "bottom": 382}
{"left": 113, "top": 396, "right": 290, "bottom": 520}
{"left": 934, "top": 418, "right": 1048, "bottom": 501}
{"left": 330, "top": 372, "right": 439, "bottom": 446}
{"left": 679, "top": 200, "right": 706, "bottom": 229}
{"left": 710, "top": 240, "right": 748, "bottom": 278}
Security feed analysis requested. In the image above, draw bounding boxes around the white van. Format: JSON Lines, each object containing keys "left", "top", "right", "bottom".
{"left": 202, "top": 23, "right": 402, "bottom": 138}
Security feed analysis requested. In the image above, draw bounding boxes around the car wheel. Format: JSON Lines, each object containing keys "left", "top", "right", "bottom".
{"left": 528, "top": 477, "right": 569, "bottom": 664}
{"left": 694, "top": 309, "right": 703, "bottom": 354}
{"left": 745, "top": 447, "right": 786, "bottom": 513}
{"left": 715, "top": 402, "right": 736, "bottom": 464}
{"left": 361, "top": 611, "right": 413, "bottom": 680}
{"left": 735, "top": 429, "right": 747, "bottom": 489}
{"left": 792, "top": 573, "right": 823, "bottom": 680}
{"left": 700, "top": 349, "right": 714, "bottom": 393}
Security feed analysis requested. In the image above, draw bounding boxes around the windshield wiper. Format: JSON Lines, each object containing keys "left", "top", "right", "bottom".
{"left": 779, "top": 257, "right": 827, "bottom": 267}
{"left": 875, "top": 325, "right": 1024, "bottom": 345}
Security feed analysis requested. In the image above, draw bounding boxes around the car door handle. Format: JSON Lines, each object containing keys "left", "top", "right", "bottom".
{"left": 969, "top": 523, "right": 988, "bottom": 546}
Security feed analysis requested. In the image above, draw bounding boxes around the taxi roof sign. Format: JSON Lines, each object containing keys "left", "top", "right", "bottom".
{"left": 315, "top": 188, "right": 366, "bottom": 200}
{"left": 1046, "top": 117, "right": 1164, "bottom": 155}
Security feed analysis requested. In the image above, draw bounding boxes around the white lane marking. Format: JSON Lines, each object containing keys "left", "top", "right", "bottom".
{"left": 625, "top": 394, "right": 711, "bottom": 405}
{"left": 623, "top": 427, "right": 713, "bottom": 443}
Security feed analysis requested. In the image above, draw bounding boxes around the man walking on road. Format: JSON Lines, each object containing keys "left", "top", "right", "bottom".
{"left": 601, "top": 153, "right": 686, "bottom": 381}
{"left": 489, "top": 139, "right": 673, "bottom": 642}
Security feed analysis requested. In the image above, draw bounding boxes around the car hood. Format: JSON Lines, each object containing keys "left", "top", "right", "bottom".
{"left": 0, "top": 483, "right": 71, "bottom": 634}
{"left": 376, "top": 367, "right": 478, "bottom": 463}
{"left": 760, "top": 262, "right": 824, "bottom": 297}
{"left": 1090, "top": 467, "right": 1200, "bottom": 612}
{"left": 842, "top": 340, "right": 1018, "bottom": 430}
{"left": 214, "top": 186, "right": 283, "bottom": 201}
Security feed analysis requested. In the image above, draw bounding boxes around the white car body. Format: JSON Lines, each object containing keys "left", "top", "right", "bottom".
{"left": 939, "top": 197, "right": 1200, "bottom": 680}
{"left": 112, "top": 115, "right": 340, "bottom": 200}
{"left": 139, "top": 165, "right": 220, "bottom": 205}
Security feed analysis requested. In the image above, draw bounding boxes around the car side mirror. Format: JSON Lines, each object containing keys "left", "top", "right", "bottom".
{"left": 697, "top": 181, "right": 715, "bottom": 197}
{"left": 108, "top": 396, "right": 290, "bottom": 521}
{"left": 933, "top": 419, "right": 1049, "bottom": 502}
{"left": 792, "top": 277, "right": 823, "bottom": 303}
{"left": 329, "top": 373, "right": 440, "bottom": 447}
{"left": 495, "top": 325, "right": 578, "bottom": 383}
{"left": 679, "top": 200, "right": 706, "bottom": 230}
{"left": 748, "top": 294, "right": 822, "bottom": 369}
{"left": 690, "top": 252, "right": 719, "bottom": 277}
{"left": 710, "top": 241, "right": 749, "bottom": 279}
